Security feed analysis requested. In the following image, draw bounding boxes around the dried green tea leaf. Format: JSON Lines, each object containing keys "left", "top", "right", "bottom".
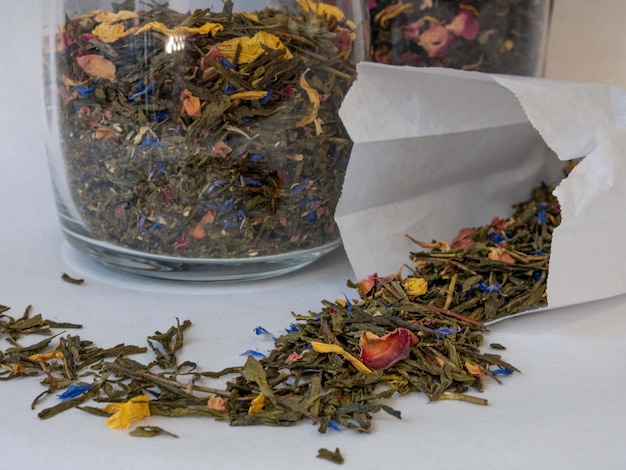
{"left": 129, "top": 426, "right": 179, "bottom": 438}
{"left": 61, "top": 273, "right": 85, "bottom": 285}
{"left": 317, "top": 447, "right": 344, "bottom": 465}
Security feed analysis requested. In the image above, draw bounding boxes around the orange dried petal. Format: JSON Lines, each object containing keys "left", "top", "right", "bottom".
{"left": 248, "top": 392, "right": 271, "bottom": 415}
{"left": 488, "top": 249, "right": 516, "bottom": 264}
{"left": 465, "top": 361, "right": 485, "bottom": 378}
{"left": 207, "top": 395, "right": 228, "bottom": 411}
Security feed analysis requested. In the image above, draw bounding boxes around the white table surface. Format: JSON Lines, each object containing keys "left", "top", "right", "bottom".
{"left": 1, "top": 1, "right": 625, "bottom": 469}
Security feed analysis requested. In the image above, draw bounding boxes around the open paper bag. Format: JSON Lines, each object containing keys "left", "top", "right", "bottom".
{"left": 336, "top": 63, "right": 626, "bottom": 316}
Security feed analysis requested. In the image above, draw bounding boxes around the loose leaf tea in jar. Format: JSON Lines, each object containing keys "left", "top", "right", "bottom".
{"left": 42, "top": 0, "right": 367, "bottom": 280}
{"left": 369, "top": 0, "right": 552, "bottom": 75}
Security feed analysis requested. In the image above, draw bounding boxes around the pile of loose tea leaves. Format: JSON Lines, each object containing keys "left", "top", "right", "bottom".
{"left": 0, "top": 183, "right": 559, "bottom": 434}
{"left": 52, "top": 0, "right": 355, "bottom": 258}
{"left": 369, "top": 0, "right": 551, "bottom": 75}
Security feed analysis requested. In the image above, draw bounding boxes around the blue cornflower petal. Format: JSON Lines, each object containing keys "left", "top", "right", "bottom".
{"left": 342, "top": 293, "right": 353, "bottom": 312}
{"left": 284, "top": 323, "right": 299, "bottom": 333}
{"left": 490, "top": 365, "right": 514, "bottom": 376}
{"left": 259, "top": 90, "right": 272, "bottom": 105}
{"left": 221, "top": 57, "right": 236, "bottom": 69}
{"left": 57, "top": 383, "right": 94, "bottom": 401}
{"left": 150, "top": 110, "right": 170, "bottom": 122}
{"left": 139, "top": 213, "right": 147, "bottom": 230}
{"left": 432, "top": 327, "right": 461, "bottom": 338}
{"left": 75, "top": 82, "right": 97, "bottom": 98}
{"left": 476, "top": 280, "right": 504, "bottom": 295}
{"left": 253, "top": 326, "right": 276, "bottom": 340}
{"left": 327, "top": 421, "right": 341, "bottom": 431}
{"left": 249, "top": 154, "right": 264, "bottom": 163}
{"left": 223, "top": 83, "right": 237, "bottom": 95}
{"left": 307, "top": 212, "right": 318, "bottom": 223}
{"left": 491, "top": 233, "right": 506, "bottom": 244}
{"left": 236, "top": 209, "right": 246, "bottom": 220}
{"left": 243, "top": 177, "right": 263, "bottom": 187}
{"left": 224, "top": 197, "right": 234, "bottom": 211}
{"left": 240, "top": 349, "right": 266, "bottom": 359}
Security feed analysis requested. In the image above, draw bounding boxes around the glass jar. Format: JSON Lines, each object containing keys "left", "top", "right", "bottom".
{"left": 369, "top": 0, "right": 552, "bottom": 76}
{"left": 42, "top": 0, "right": 368, "bottom": 280}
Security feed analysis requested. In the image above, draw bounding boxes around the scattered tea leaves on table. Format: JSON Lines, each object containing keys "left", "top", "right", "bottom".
{"left": 0, "top": 183, "right": 563, "bottom": 442}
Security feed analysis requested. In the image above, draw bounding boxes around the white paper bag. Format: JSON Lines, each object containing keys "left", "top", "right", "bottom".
{"left": 337, "top": 63, "right": 626, "bottom": 311}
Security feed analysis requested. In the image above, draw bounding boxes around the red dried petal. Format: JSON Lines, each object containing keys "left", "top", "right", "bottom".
{"left": 358, "top": 328, "right": 419, "bottom": 370}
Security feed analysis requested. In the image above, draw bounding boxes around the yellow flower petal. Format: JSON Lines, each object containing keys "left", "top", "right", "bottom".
{"left": 229, "top": 90, "right": 268, "bottom": 101}
{"left": 248, "top": 392, "right": 271, "bottom": 415}
{"left": 29, "top": 351, "right": 64, "bottom": 362}
{"left": 133, "top": 21, "right": 224, "bottom": 38}
{"left": 92, "top": 23, "right": 127, "bottom": 43}
{"left": 216, "top": 31, "right": 292, "bottom": 65}
{"left": 311, "top": 341, "right": 372, "bottom": 374}
{"left": 104, "top": 395, "right": 151, "bottom": 429}
{"left": 402, "top": 277, "right": 428, "bottom": 297}
{"left": 296, "top": 69, "right": 321, "bottom": 130}
{"left": 296, "top": 0, "right": 356, "bottom": 30}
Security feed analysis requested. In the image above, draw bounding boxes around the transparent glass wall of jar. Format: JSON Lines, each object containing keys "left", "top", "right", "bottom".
{"left": 42, "top": 0, "right": 368, "bottom": 280}
{"left": 369, "top": 0, "right": 552, "bottom": 76}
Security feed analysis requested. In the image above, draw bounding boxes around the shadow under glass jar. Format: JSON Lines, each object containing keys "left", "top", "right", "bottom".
{"left": 42, "top": 0, "right": 368, "bottom": 281}
{"left": 369, "top": 0, "right": 552, "bottom": 76}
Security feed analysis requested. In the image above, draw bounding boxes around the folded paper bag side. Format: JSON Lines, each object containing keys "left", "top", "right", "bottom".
{"left": 492, "top": 75, "right": 626, "bottom": 160}
{"left": 548, "top": 129, "right": 626, "bottom": 308}
{"left": 338, "top": 63, "right": 529, "bottom": 144}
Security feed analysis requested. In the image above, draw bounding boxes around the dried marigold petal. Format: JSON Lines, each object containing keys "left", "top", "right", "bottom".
{"left": 296, "top": 70, "right": 321, "bottom": 129}
{"left": 216, "top": 31, "right": 292, "bottom": 64}
{"left": 248, "top": 392, "right": 271, "bottom": 415}
{"left": 104, "top": 395, "right": 151, "bottom": 429}
{"left": 76, "top": 54, "right": 116, "bottom": 81}
{"left": 92, "top": 23, "right": 127, "bottom": 43}
{"left": 296, "top": 0, "right": 357, "bottom": 30}
{"left": 402, "top": 277, "right": 428, "bottom": 297}
{"left": 29, "top": 351, "right": 65, "bottom": 362}
{"left": 229, "top": 90, "right": 268, "bottom": 101}
{"left": 358, "top": 328, "right": 419, "bottom": 370}
{"left": 311, "top": 341, "right": 372, "bottom": 373}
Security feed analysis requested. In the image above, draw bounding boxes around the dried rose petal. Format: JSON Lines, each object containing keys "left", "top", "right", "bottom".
{"left": 418, "top": 22, "right": 454, "bottom": 58}
{"left": 212, "top": 141, "right": 232, "bottom": 158}
{"left": 76, "top": 54, "right": 116, "bottom": 81}
{"left": 446, "top": 8, "right": 480, "bottom": 40}
{"left": 357, "top": 273, "right": 378, "bottom": 296}
{"left": 359, "top": 328, "right": 419, "bottom": 370}
{"left": 488, "top": 249, "right": 516, "bottom": 264}
{"left": 180, "top": 89, "right": 202, "bottom": 118}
